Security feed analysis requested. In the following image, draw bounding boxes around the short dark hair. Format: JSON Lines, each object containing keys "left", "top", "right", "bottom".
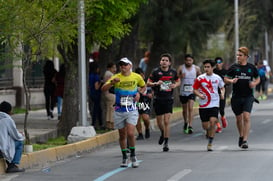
{"left": 203, "top": 59, "right": 216, "bottom": 67}
{"left": 160, "top": 53, "right": 172, "bottom": 62}
{"left": 0, "top": 101, "right": 12, "bottom": 114}
{"left": 135, "top": 67, "right": 144, "bottom": 75}
{"left": 185, "top": 54, "right": 194, "bottom": 59}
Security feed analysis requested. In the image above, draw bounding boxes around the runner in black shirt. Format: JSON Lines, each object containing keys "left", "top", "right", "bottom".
{"left": 213, "top": 57, "right": 228, "bottom": 133}
{"left": 225, "top": 47, "right": 260, "bottom": 149}
{"left": 147, "top": 53, "right": 180, "bottom": 152}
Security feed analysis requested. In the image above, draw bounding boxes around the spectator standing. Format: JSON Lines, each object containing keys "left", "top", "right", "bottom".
{"left": 43, "top": 59, "right": 57, "bottom": 120}
{"left": 135, "top": 68, "right": 152, "bottom": 140}
{"left": 102, "top": 62, "right": 117, "bottom": 130}
{"left": 101, "top": 57, "right": 146, "bottom": 168}
{"left": 0, "top": 101, "right": 25, "bottom": 173}
{"left": 89, "top": 62, "right": 103, "bottom": 130}
{"left": 54, "top": 63, "right": 65, "bottom": 120}
{"left": 147, "top": 53, "right": 180, "bottom": 152}
{"left": 177, "top": 54, "right": 201, "bottom": 134}
{"left": 213, "top": 57, "right": 228, "bottom": 133}
{"left": 225, "top": 47, "right": 260, "bottom": 149}
{"left": 138, "top": 51, "right": 150, "bottom": 74}
{"left": 263, "top": 60, "right": 272, "bottom": 98}
{"left": 193, "top": 60, "right": 225, "bottom": 151}
{"left": 256, "top": 60, "right": 267, "bottom": 100}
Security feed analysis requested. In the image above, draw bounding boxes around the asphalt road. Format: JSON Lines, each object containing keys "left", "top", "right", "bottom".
{"left": 2, "top": 94, "right": 273, "bottom": 181}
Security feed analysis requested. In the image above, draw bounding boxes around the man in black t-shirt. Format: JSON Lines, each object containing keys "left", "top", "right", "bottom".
{"left": 213, "top": 57, "right": 228, "bottom": 133}
{"left": 225, "top": 47, "right": 260, "bottom": 149}
{"left": 147, "top": 53, "right": 180, "bottom": 152}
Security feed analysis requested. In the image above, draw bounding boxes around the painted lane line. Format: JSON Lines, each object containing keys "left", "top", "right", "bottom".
{"left": 167, "top": 169, "right": 192, "bottom": 181}
{"left": 94, "top": 160, "right": 143, "bottom": 181}
{"left": 0, "top": 175, "right": 19, "bottom": 181}
{"left": 262, "top": 119, "right": 272, "bottom": 124}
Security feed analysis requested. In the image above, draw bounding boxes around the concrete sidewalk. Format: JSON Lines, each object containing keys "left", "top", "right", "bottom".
{"left": 12, "top": 109, "right": 59, "bottom": 144}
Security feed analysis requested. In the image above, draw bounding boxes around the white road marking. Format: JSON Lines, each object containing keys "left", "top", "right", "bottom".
{"left": 0, "top": 175, "right": 19, "bottom": 181}
{"left": 262, "top": 119, "right": 272, "bottom": 124}
{"left": 167, "top": 169, "right": 192, "bottom": 181}
{"left": 218, "top": 146, "right": 229, "bottom": 151}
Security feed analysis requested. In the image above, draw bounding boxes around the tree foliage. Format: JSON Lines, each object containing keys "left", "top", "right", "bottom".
{"left": 0, "top": 0, "right": 147, "bottom": 137}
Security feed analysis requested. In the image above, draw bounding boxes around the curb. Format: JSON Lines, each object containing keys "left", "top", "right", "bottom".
{"left": 0, "top": 109, "right": 193, "bottom": 175}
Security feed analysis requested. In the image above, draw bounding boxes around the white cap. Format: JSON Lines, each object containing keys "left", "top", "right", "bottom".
{"left": 119, "top": 57, "right": 132, "bottom": 65}
{"left": 263, "top": 60, "right": 268, "bottom": 66}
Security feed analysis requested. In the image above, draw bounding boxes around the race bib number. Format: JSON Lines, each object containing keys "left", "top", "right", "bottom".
{"left": 160, "top": 81, "right": 172, "bottom": 91}
{"left": 183, "top": 84, "right": 193, "bottom": 92}
{"left": 120, "top": 96, "right": 134, "bottom": 106}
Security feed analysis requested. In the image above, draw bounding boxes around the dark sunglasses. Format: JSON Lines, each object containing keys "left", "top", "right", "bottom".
{"left": 119, "top": 62, "right": 129, "bottom": 66}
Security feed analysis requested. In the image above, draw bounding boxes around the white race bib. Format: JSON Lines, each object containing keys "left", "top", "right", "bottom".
{"left": 183, "top": 84, "right": 193, "bottom": 92}
{"left": 160, "top": 81, "right": 172, "bottom": 91}
{"left": 120, "top": 96, "right": 134, "bottom": 106}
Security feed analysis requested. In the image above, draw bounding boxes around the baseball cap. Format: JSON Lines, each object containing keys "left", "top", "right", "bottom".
{"left": 119, "top": 57, "right": 132, "bottom": 66}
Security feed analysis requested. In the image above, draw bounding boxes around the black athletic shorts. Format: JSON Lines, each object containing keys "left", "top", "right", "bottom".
{"left": 153, "top": 99, "right": 173, "bottom": 116}
{"left": 231, "top": 96, "right": 255, "bottom": 116}
{"left": 137, "top": 101, "right": 151, "bottom": 115}
{"left": 179, "top": 94, "right": 196, "bottom": 104}
{"left": 199, "top": 107, "right": 219, "bottom": 122}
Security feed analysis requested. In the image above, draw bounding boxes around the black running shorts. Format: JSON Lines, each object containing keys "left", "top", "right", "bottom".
{"left": 199, "top": 107, "right": 219, "bottom": 122}
{"left": 153, "top": 99, "right": 173, "bottom": 116}
{"left": 231, "top": 96, "right": 255, "bottom": 116}
{"left": 179, "top": 94, "right": 196, "bottom": 104}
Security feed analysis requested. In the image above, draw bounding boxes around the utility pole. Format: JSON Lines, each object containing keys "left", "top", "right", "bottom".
{"left": 78, "top": 0, "right": 87, "bottom": 126}
{"left": 234, "top": 0, "right": 239, "bottom": 59}
{"left": 265, "top": 29, "right": 269, "bottom": 61}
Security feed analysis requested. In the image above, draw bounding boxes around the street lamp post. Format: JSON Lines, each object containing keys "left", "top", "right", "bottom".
{"left": 234, "top": 0, "right": 239, "bottom": 59}
{"left": 78, "top": 0, "right": 87, "bottom": 126}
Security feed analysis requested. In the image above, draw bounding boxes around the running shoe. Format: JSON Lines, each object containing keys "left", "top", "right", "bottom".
{"left": 158, "top": 136, "right": 164, "bottom": 145}
{"left": 120, "top": 158, "right": 129, "bottom": 167}
{"left": 241, "top": 141, "right": 248, "bottom": 149}
{"left": 207, "top": 143, "right": 213, "bottom": 151}
{"left": 188, "top": 126, "right": 193, "bottom": 134}
{"left": 163, "top": 143, "right": 169, "bottom": 152}
{"left": 136, "top": 134, "right": 144, "bottom": 140}
{"left": 238, "top": 137, "right": 243, "bottom": 147}
{"left": 221, "top": 116, "right": 228, "bottom": 128}
{"left": 262, "top": 95, "right": 267, "bottom": 100}
{"left": 183, "top": 123, "right": 189, "bottom": 134}
{"left": 145, "top": 129, "right": 150, "bottom": 139}
{"left": 216, "top": 126, "right": 222, "bottom": 133}
{"left": 131, "top": 156, "right": 139, "bottom": 168}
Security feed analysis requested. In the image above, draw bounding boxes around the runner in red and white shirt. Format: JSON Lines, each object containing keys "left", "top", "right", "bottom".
{"left": 193, "top": 59, "right": 225, "bottom": 151}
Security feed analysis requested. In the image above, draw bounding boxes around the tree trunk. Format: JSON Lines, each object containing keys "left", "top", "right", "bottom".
{"left": 57, "top": 42, "right": 79, "bottom": 138}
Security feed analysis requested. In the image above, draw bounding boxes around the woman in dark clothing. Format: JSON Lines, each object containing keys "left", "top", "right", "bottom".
{"left": 54, "top": 64, "right": 65, "bottom": 120}
{"left": 43, "top": 59, "right": 57, "bottom": 120}
{"left": 89, "top": 62, "right": 103, "bottom": 129}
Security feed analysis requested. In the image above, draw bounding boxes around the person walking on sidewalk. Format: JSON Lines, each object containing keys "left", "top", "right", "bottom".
{"left": 147, "top": 53, "right": 180, "bottom": 152}
{"left": 0, "top": 101, "right": 25, "bottom": 173}
{"left": 213, "top": 57, "right": 228, "bottom": 133}
{"left": 177, "top": 54, "right": 201, "bottom": 134}
{"left": 225, "top": 47, "right": 260, "bottom": 149}
{"left": 193, "top": 59, "right": 225, "bottom": 151}
{"left": 101, "top": 58, "right": 146, "bottom": 168}
{"left": 135, "top": 68, "right": 152, "bottom": 140}
{"left": 43, "top": 59, "right": 57, "bottom": 120}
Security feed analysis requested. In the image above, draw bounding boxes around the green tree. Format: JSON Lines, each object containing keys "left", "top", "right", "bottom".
{"left": 136, "top": 0, "right": 229, "bottom": 74}
{"left": 0, "top": 0, "right": 146, "bottom": 138}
